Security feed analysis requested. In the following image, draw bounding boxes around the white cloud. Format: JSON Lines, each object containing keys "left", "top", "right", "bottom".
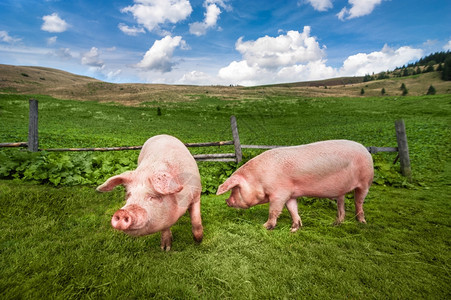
{"left": 189, "top": 0, "right": 230, "bottom": 36}
{"left": 305, "top": 0, "right": 333, "bottom": 12}
{"left": 217, "top": 27, "right": 334, "bottom": 85}
{"left": 135, "top": 36, "right": 186, "bottom": 72}
{"left": 179, "top": 70, "right": 214, "bottom": 85}
{"left": 216, "top": 27, "right": 425, "bottom": 86}
{"left": 235, "top": 26, "right": 325, "bottom": 69}
{"left": 0, "top": 30, "right": 22, "bottom": 43}
{"left": 339, "top": 44, "right": 423, "bottom": 76}
{"left": 443, "top": 40, "right": 451, "bottom": 51}
{"left": 118, "top": 23, "right": 145, "bottom": 36}
{"left": 51, "top": 48, "right": 73, "bottom": 61}
{"left": 106, "top": 69, "right": 122, "bottom": 81}
{"left": 277, "top": 60, "right": 336, "bottom": 82}
{"left": 81, "top": 47, "right": 105, "bottom": 68}
{"left": 121, "top": 0, "right": 192, "bottom": 34}
{"left": 218, "top": 60, "right": 264, "bottom": 86}
{"left": 41, "top": 13, "right": 69, "bottom": 33}
{"left": 338, "top": 0, "right": 383, "bottom": 20}
{"left": 47, "top": 36, "right": 57, "bottom": 46}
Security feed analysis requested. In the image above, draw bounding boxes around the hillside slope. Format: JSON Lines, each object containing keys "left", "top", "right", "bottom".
{"left": 1, "top": 64, "right": 449, "bottom": 105}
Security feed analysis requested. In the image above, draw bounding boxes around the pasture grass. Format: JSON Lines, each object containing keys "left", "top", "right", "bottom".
{"left": 0, "top": 181, "right": 450, "bottom": 299}
{"left": 0, "top": 92, "right": 450, "bottom": 298}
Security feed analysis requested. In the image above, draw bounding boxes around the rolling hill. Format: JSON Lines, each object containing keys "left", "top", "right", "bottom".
{"left": 1, "top": 64, "right": 449, "bottom": 105}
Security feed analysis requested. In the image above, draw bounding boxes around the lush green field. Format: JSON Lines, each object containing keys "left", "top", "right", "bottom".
{"left": 1, "top": 93, "right": 450, "bottom": 298}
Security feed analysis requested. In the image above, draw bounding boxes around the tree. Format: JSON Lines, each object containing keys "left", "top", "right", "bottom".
{"left": 402, "top": 68, "right": 410, "bottom": 77}
{"left": 427, "top": 85, "right": 436, "bottom": 95}
{"left": 424, "top": 61, "right": 435, "bottom": 73}
{"left": 442, "top": 56, "right": 451, "bottom": 81}
{"left": 360, "top": 88, "right": 365, "bottom": 95}
{"left": 402, "top": 87, "right": 408, "bottom": 96}
{"left": 400, "top": 83, "right": 408, "bottom": 96}
{"left": 381, "top": 88, "right": 386, "bottom": 95}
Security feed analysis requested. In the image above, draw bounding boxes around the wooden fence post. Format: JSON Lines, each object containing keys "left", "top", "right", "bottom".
{"left": 395, "top": 119, "right": 412, "bottom": 181}
{"left": 28, "top": 99, "right": 39, "bottom": 152}
{"left": 230, "top": 115, "right": 242, "bottom": 163}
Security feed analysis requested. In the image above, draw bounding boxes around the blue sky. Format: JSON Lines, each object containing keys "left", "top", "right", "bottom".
{"left": 0, "top": 0, "right": 450, "bottom": 86}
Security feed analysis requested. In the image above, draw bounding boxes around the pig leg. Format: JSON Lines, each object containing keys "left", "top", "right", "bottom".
{"left": 188, "top": 200, "right": 203, "bottom": 243}
{"left": 286, "top": 198, "right": 302, "bottom": 232}
{"left": 263, "top": 194, "right": 290, "bottom": 230}
{"left": 160, "top": 229, "right": 173, "bottom": 251}
{"left": 334, "top": 195, "right": 346, "bottom": 225}
{"left": 354, "top": 187, "right": 368, "bottom": 224}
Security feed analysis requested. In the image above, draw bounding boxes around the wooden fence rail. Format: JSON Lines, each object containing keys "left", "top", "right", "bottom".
{"left": 0, "top": 99, "right": 412, "bottom": 179}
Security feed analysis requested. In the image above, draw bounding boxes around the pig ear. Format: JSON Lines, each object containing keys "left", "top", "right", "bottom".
{"left": 216, "top": 175, "right": 242, "bottom": 195}
{"left": 151, "top": 172, "right": 183, "bottom": 195}
{"left": 96, "top": 172, "right": 133, "bottom": 192}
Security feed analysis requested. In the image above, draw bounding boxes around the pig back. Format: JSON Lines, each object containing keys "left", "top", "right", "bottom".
{"left": 239, "top": 140, "right": 373, "bottom": 197}
{"left": 138, "top": 135, "right": 201, "bottom": 198}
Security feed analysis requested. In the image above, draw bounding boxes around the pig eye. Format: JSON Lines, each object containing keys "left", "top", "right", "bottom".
{"left": 148, "top": 195, "right": 163, "bottom": 202}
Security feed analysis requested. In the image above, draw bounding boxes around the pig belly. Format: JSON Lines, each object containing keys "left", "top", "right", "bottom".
{"left": 291, "top": 171, "right": 360, "bottom": 199}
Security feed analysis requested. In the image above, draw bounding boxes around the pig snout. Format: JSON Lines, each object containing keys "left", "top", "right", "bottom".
{"left": 111, "top": 209, "right": 133, "bottom": 231}
{"left": 111, "top": 204, "right": 148, "bottom": 232}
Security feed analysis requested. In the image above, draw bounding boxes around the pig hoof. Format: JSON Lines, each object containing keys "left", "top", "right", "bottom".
{"left": 193, "top": 234, "right": 203, "bottom": 244}
{"left": 263, "top": 222, "right": 275, "bottom": 230}
{"left": 333, "top": 219, "right": 344, "bottom": 226}
{"left": 290, "top": 220, "right": 302, "bottom": 233}
{"left": 356, "top": 215, "right": 367, "bottom": 224}
{"left": 160, "top": 243, "right": 172, "bottom": 252}
{"left": 161, "top": 245, "right": 171, "bottom": 252}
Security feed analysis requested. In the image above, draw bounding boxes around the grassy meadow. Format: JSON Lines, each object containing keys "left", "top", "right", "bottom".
{"left": 1, "top": 92, "right": 450, "bottom": 298}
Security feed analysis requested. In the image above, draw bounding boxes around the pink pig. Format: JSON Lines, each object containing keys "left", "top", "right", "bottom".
{"left": 97, "top": 135, "right": 203, "bottom": 251}
{"left": 216, "top": 140, "right": 373, "bottom": 232}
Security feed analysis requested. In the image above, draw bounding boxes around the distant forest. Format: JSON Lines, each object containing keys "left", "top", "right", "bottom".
{"left": 364, "top": 51, "right": 451, "bottom": 82}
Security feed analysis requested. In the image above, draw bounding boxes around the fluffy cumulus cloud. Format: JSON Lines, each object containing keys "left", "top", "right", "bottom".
{"left": 305, "top": 0, "right": 333, "bottom": 12}
{"left": 136, "top": 36, "right": 186, "bottom": 72}
{"left": 41, "top": 13, "right": 69, "bottom": 33}
{"left": 339, "top": 44, "right": 423, "bottom": 76}
{"left": 121, "top": 0, "right": 192, "bottom": 34}
{"left": 189, "top": 0, "right": 231, "bottom": 36}
{"left": 236, "top": 26, "right": 325, "bottom": 69}
{"left": 0, "top": 30, "right": 21, "bottom": 43}
{"left": 215, "top": 27, "right": 425, "bottom": 86}
{"left": 337, "top": 0, "right": 383, "bottom": 20}
{"left": 81, "top": 47, "right": 105, "bottom": 68}
{"left": 218, "top": 26, "right": 332, "bottom": 85}
{"left": 218, "top": 60, "right": 264, "bottom": 86}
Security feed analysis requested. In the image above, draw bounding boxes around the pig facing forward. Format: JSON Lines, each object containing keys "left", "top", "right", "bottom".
{"left": 97, "top": 135, "right": 203, "bottom": 251}
{"left": 217, "top": 140, "right": 374, "bottom": 232}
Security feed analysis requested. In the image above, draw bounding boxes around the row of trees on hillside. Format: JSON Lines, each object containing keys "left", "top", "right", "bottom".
{"left": 360, "top": 83, "right": 437, "bottom": 96}
{"left": 363, "top": 51, "right": 451, "bottom": 82}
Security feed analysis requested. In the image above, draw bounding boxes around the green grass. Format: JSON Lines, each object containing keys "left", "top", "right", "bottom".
{"left": 0, "top": 182, "right": 449, "bottom": 298}
{"left": 1, "top": 92, "right": 450, "bottom": 298}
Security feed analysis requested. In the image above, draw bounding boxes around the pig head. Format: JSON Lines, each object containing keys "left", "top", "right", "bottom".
{"left": 97, "top": 135, "right": 203, "bottom": 251}
{"left": 217, "top": 140, "right": 374, "bottom": 232}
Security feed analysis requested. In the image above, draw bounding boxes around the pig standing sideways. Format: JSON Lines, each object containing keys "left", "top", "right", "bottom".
{"left": 216, "top": 140, "right": 373, "bottom": 232}
{"left": 97, "top": 135, "right": 203, "bottom": 251}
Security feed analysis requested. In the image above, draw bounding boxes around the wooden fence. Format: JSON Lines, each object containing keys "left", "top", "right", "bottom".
{"left": 1, "top": 99, "right": 412, "bottom": 180}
